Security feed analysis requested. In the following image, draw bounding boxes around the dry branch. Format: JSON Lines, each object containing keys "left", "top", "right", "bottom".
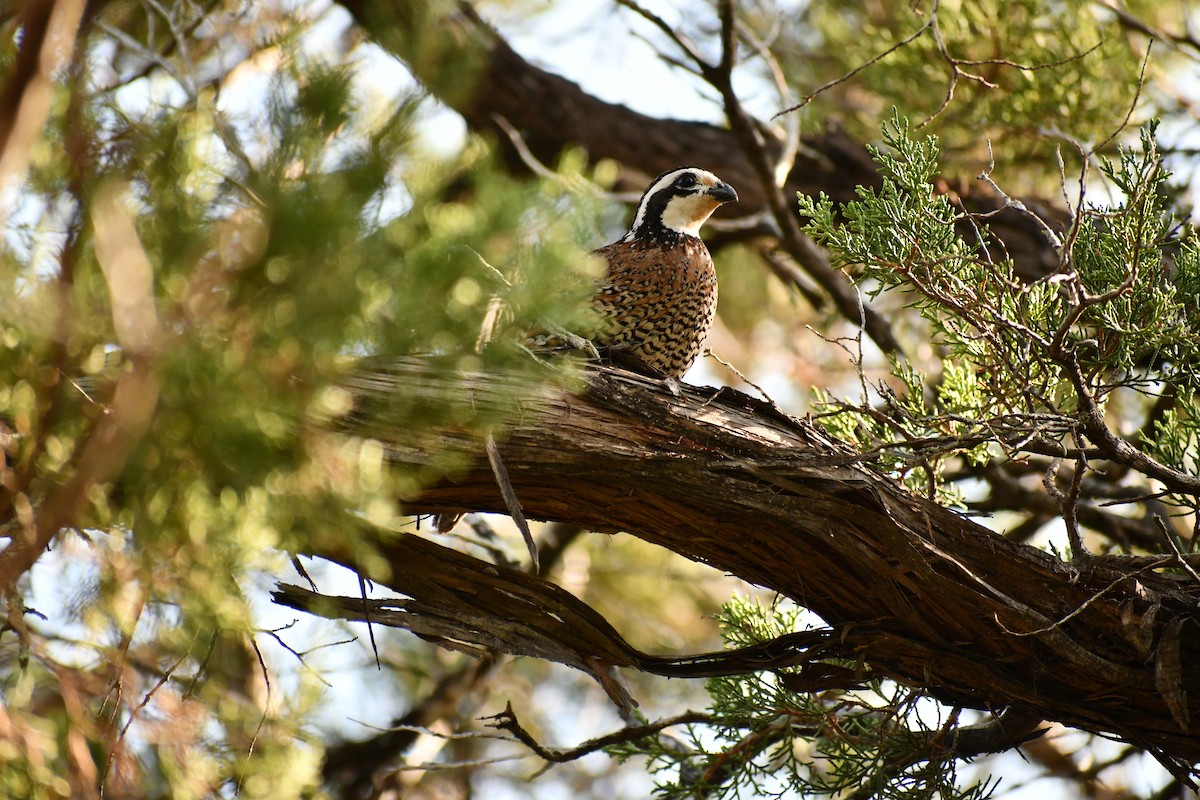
{"left": 323, "top": 357, "right": 1200, "bottom": 771}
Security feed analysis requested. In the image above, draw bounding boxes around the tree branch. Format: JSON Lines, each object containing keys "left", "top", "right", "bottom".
{"left": 484, "top": 702, "right": 711, "bottom": 764}
{"left": 320, "top": 357, "right": 1200, "bottom": 772}
{"left": 273, "top": 531, "right": 857, "bottom": 708}
{"left": 0, "top": 0, "right": 87, "bottom": 230}
{"left": 335, "top": 1, "right": 1068, "bottom": 344}
{"left": 0, "top": 182, "right": 161, "bottom": 593}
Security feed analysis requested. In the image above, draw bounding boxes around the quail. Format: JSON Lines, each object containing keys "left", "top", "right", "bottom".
{"left": 578, "top": 166, "right": 737, "bottom": 379}
{"left": 436, "top": 167, "right": 737, "bottom": 534}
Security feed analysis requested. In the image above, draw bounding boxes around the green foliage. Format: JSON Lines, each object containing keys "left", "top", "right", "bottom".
{"left": 1075, "top": 129, "right": 1200, "bottom": 388}
{"left": 789, "top": 0, "right": 1152, "bottom": 179}
{"left": 609, "top": 596, "right": 996, "bottom": 799}
{"left": 0, "top": 23, "right": 606, "bottom": 796}
{"left": 799, "top": 112, "right": 1200, "bottom": 507}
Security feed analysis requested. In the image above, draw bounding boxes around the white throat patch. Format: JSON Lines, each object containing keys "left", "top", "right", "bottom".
{"left": 625, "top": 167, "right": 723, "bottom": 240}
{"left": 660, "top": 193, "right": 721, "bottom": 237}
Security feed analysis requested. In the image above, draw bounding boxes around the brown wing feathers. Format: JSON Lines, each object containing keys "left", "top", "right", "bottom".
{"left": 529, "top": 166, "right": 736, "bottom": 379}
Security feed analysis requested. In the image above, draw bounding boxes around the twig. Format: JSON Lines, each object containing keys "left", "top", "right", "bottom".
{"left": 1092, "top": 42, "right": 1153, "bottom": 155}
{"left": 1003, "top": 562, "right": 1166, "bottom": 638}
{"left": 255, "top": 624, "right": 336, "bottom": 688}
{"left": 242, "top": 636, "right": 275, "bottom": 782}
{"left": 101, "top": 648, "right": 191, "bottom": 793}
{"left": 349, "top": 719, "right": 514, "bottom": 742}
{"left": 723, "top": 0, "right": 904, "bottom": 355}
{"left": 489, "top": 113, "right": 641, "bottom": 204}
{"left": 390, "top": 754, "right": 523, "bottom": 771}
{"left": 1155, "top": 516, "right": 1200, "bottom": 587}
{"left": 918, "top": 532, "right": 1142, "bottom": 684}
{"left": 485, "top": 701, "right": 712, "bottom": 763}
{"left": 703, "top": 348, "right": 776, "bottom": 405}
{"left": 359, "top": 573, "right": 381, "bottom": 669}
{"left": 613, "top": 0, "right": 710, "bottom": 70}
{"left": 736, "top": 16, "right": 800, "bottom": 183}
{"left": 1094, "top": 1, "right": 1200, "bottom": 57}
{"left": 977, "top": 140, "right": 1064, "bottom": 249}
{"left": 1060, "top": 452, "right": 1089, "bottom": 560}
{"left": 775, "top": 17, "right": 933, "bottom": 118}
{"left": 919, "top": 1, "right": 1103, "bottom": 129}
{"left": 486, "top": 434, "right": 539, "bottom": 573}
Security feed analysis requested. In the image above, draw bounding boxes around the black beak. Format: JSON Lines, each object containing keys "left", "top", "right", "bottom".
{"left": 707, "top": 181, "right": 738, "bottom": 203}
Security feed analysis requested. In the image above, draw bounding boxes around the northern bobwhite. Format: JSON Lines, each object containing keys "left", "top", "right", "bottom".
{"left": 436, "top": 167, "right": 736, "bottom": 535}
{"left": 539, "top": 166, "right": 737, "bottom": 379}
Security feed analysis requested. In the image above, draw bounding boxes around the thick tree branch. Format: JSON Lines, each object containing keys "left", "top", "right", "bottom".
{"left": 274, "top": 531, "right": 850, "bottom": 708}
{"left": 323, "top": 357, "right": 1200, "bottom": 773}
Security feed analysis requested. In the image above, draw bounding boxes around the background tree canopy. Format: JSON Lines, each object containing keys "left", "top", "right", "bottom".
{"left": 2, "top": 1, "right": 1200, "bottom": 798}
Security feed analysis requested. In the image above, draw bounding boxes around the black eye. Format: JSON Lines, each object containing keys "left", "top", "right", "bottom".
{"left": 675, "top": 173, "right": 697, "bottom": 189}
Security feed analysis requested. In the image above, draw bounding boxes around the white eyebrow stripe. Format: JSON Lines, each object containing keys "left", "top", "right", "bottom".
{"left": 623, "top": 168, "right": 722, "bottom": 241}
{"left": 627, "top": 169, "right": 691, "bottom": 236}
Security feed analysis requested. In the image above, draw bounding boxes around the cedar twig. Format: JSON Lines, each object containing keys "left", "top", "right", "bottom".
{"left": 485, "top": 701, "right": 711, "bottom": 763}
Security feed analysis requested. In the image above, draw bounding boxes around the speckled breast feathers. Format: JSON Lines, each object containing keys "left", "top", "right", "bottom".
{"left": 589, "top": 167, "right": 737, "bottom": 378}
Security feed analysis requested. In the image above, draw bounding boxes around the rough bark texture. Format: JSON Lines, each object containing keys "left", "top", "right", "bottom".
{"left": 328, "top": 358, "right": 1200, "bottom": 770}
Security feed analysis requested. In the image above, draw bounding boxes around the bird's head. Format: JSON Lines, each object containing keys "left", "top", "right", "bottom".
{"left": 623, "top": 167, "right": 738, "bottom": 243}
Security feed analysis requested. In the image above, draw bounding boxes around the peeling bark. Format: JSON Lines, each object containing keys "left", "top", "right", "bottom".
{"left": 321, "top": 357, "right": 1200, "bottom": 769}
